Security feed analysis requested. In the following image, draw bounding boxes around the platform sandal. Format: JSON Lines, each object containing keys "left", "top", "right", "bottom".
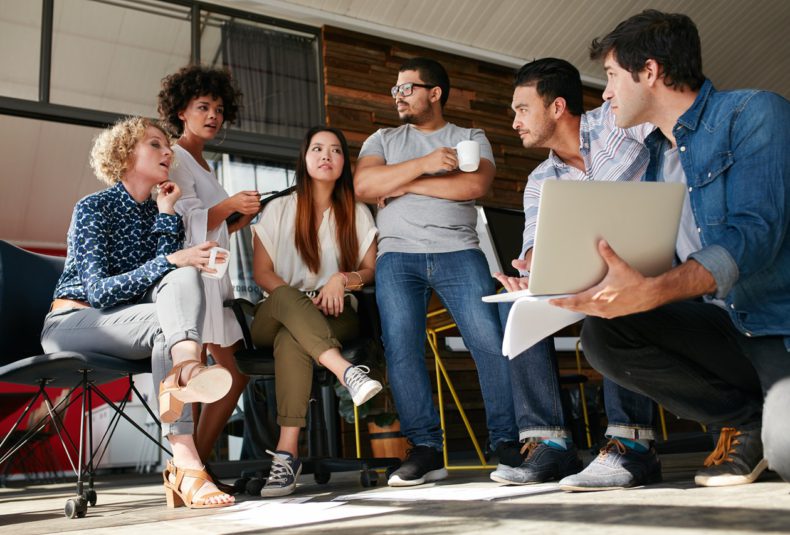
{"left": 162, "top": 460, "right": 234, "bottom": 509}
{"left": 158, "top": 361, "right": 232, "bottom": 423}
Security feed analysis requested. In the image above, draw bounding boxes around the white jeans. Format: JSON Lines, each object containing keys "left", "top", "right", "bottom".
{"left": 41, "top": 267, "right": 205, "bottom": 437}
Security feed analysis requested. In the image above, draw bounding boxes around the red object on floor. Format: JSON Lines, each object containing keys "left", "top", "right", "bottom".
{"left": 0, "top": 379, "right": 130, "bottom": 476}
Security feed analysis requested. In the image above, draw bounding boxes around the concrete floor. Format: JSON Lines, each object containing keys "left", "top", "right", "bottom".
{"left": 2, "top": 452, "right": 790, "bottom": 534}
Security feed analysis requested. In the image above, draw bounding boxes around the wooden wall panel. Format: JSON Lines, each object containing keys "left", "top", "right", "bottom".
{"left": 322, "top": 25, "right": 604, "bottom": 209}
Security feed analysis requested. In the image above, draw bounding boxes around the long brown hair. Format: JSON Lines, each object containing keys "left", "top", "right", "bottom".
{"left": 294, "top": 126, "right": 358, "bottom": 274}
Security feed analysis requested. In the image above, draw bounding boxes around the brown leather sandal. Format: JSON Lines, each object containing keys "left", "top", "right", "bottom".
{"left": 204, "top": 463, "right": 240, "bottom": 496}
{"left": 162, "top": 460, "right": 234, "bottom": 509}
{"left": 158, "top": 361, "right": 232, "bottom": 423}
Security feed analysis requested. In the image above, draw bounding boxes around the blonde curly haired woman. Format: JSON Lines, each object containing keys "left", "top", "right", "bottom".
{"left": 41, "top": 117, "right": 235, "bottom": 509}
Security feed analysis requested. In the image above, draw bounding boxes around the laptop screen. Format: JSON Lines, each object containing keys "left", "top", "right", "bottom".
{"left": 482, "top": 206, "right": 525, "bottom": 277}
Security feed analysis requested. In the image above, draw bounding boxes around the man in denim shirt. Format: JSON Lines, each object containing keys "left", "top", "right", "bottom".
{"left": 553, "top": 10, "right": 790, "bottom": 490}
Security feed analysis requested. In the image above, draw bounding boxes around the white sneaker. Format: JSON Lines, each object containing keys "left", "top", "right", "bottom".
{"left": 343, "top": 365, "right": 382, "bottom": 406}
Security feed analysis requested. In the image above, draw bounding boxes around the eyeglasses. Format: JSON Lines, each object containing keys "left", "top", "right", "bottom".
{"left": 390, "top": 82, "right": 435, "bottom": 98}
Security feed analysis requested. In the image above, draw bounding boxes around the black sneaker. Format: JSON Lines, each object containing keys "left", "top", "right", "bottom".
{"left": 387, "top": 445, "right": 447, "bottom": 487}
{"left": 695, "top": 427, "right": 768, "bottom": 487}
{"left": 558, "top": 438, "right": 662, "bottom": 491}
{"left": 261, "top": 450, "right": 302, "bottom": 497}
{"left": 490, "top": 442, "right": 583, "bottom": 485}
{"left": 492, "top": 440, "right": 526, "bottom": 468}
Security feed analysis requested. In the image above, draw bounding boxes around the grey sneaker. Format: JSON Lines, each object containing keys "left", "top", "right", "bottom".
{"left": 559, "top": 438, "right": 662, "bottom": 491}
{"left": 344, "top": 365, "right": 382, "bottom": 406}
{"left": 695, "top": 427, "right": 768, "bottom": 487}
{"left": 490, "top": 442, "right": 583, "bottom": 485}
{"left": 388, "top": 445, "right": 448, "bottom": 487}
{"left": 261, "top": 450, "right": 302, "bottom": 497}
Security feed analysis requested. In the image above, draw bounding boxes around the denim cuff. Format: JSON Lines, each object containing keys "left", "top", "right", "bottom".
{"left": 606, "top": 423, "right": 656, "bottom": 441}
{"left": 688, "top": 244, "right": 739, "bottom": 299}
{"left": 519, "top": 427, "right": 569, "bottom": 442}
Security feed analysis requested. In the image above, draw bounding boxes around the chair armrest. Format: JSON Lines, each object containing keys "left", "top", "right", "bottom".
{"left": 223, "top": 298, "right": 257, "bottom": 350}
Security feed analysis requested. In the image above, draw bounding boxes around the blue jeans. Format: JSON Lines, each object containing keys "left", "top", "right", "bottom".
{"left": 499, "top": 303, "right": 656, "bottom": 441}
{"left": 376, "top": 249, "right": 517, "bottom": 451}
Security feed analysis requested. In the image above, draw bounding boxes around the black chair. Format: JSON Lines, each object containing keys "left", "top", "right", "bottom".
{"left": 223, "top": 286, "right": 400, "bottom": 492}
{"left": 480, "top": 206, "right": 594, "bottom": 448}
{"left": 0, "top": 241, "right": 167, "bottom": 518}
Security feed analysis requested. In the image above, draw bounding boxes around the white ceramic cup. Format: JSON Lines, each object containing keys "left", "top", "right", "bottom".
{"left": 456, "top": 140, "right": 480, "bottom": 172}
{"left": 202, "top": 246, "right": 230, "bottom": 279}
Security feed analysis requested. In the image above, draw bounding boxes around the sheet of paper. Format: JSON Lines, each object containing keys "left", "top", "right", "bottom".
{"left": 482, "top": 289, "right": 571, "bottom": 303}
{"left": 212, "top": 500, "right": 399, "bottom": 527}
{"left": 335, "top": 482, "right": 560, "bottom": 502}
{"left": 503, "top": 297, "right": 584, "bottom": 358}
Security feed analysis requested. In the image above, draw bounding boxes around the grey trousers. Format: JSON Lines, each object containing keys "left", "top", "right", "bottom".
{"left": 40, "top": 267, "right": 205, "bottom": 437}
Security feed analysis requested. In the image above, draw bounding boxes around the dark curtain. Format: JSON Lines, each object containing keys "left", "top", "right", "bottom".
{"left": 221, "top": 21, "right": 321, "bottom": 139}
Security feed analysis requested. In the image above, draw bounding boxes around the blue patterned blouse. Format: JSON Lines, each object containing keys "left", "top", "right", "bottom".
{"left": 53, "top": 182, "right": 184, "bottom": 309}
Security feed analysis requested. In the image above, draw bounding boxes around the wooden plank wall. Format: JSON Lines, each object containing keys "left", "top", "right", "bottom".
{"left": 322, "top": 25, "right": 604, "bottom": 209}
{"left": 321, "top": 25, "right": 606, "bottom": 457}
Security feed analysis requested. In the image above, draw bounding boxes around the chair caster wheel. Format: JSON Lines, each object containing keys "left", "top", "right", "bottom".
{"left": 314, "top": 469, "right": 330, "bottom": 485}
{"left": 360, "top": 469, "right": 378, "bottom": 487}
{"left": 65, "top": 496, "right": 87, "bottom": 518}
{"left": 85, "top": 489, "right": 97, "bottom": 507}
{"left": 246, "top": 477, "right": 265, "bottom": 496}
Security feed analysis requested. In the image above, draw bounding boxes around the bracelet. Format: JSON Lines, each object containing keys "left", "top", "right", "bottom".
{"left": 337, "top": 272, "right": 349, "bottom": 288}
{"left": 347, "top": 271, "right": 364, "bottom": 290}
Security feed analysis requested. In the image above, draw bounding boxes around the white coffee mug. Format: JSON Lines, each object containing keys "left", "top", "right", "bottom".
{"left": 202, "top": 246, "right": 230, "bottom": 279}
{"left": 456, "top": 140, "right": 480, "bottom": 172}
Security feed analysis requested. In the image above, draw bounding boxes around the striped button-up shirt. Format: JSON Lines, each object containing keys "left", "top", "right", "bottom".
{"left": 520, "top": 101, "right": 654, "bottom": 262}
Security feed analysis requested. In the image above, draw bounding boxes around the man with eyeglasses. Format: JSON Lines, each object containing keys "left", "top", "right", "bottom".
{"left": 355, "top": 57, "right": 519, "bottom": 487}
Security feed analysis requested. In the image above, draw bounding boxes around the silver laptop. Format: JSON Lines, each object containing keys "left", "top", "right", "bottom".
{"left": 484, "top": 180, "right": 685, "bottom": 302}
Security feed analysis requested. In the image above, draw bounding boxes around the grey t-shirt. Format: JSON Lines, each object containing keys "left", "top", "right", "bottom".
{"left": 358, "top": 122, "right": 495, "bottom": 255}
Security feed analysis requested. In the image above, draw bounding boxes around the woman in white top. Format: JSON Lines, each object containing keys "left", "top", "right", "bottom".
{"left": 250, "top": 126, "right": 381, "bottom": 497}
{"left": 158, "top": 66, "right": 259, "bottom": 474}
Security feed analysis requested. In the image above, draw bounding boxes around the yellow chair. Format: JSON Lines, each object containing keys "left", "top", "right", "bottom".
{"left": 426, "top": 305, "right": 496, "bottom": 470}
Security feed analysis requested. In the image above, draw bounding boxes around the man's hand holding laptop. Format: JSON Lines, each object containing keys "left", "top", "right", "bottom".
{"left": 550, "top": 239, "right": 718, "bottom": 319}
{"left": 493, "top": 255, "right": 531, "bottom": 292}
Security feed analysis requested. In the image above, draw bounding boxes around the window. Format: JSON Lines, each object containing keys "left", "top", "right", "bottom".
{"left": 50, "top": 0, "right": 191, "bottom": 116}
{"left": 0, "top": 0, "right": 42, "bottom": 101}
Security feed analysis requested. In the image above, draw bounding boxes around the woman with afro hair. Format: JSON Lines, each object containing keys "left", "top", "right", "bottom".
{"left": 158, "top": 65, "right": 257, "bottom": 489}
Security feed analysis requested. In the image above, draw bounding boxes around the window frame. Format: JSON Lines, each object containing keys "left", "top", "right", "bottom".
{"left": 0, "top": 0, "right": 325, "bottom": 163}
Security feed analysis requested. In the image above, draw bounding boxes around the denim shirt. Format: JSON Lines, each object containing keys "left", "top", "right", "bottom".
{"left": 643, "top": 80, "right": 790, "bottom": 344}
{"left": 54, "top": 182, "right": 184, "bottom": 308}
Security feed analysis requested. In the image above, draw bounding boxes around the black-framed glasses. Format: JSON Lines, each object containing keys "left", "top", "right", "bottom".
{"left": 390, "top": 82, "right": 435, "bottom": 98}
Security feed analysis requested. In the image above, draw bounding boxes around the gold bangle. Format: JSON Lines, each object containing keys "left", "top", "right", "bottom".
{"left": 347, "top": 271, "right": 364, "bottom": 290}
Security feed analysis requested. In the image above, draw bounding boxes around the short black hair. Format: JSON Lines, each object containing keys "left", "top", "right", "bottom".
{"left": 514, "top": 58, "right": 584, "bottom": 116}
{"left": 589, "top": 9, "right": 705, "bottom": 91}
{"left": 399, "top": 57, "right": 450, "bottom": 108}
{"left": 158, "top": 65, "right": 243, "bottom": 136}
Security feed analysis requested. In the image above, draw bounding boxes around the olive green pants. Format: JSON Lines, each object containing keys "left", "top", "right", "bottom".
{"left": 250, "top": 285, "right": 359, "bottom": 427}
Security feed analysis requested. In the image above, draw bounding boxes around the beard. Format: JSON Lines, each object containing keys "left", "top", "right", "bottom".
{"left": 520, "top": 118, "right": 556, "bottom": 149}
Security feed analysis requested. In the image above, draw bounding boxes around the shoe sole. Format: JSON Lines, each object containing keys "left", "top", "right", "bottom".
{"left": 694, "top": 458, "right": 768, "bottom": 487}
{"left": 560, "top": 471, "right": 663, "bottom": 492}
{"left": 170, "top": 367, "right": 233, "bottom": 404}
{"left": 489, "top": 473, "right": 544, "bottom": 485}
{"left": 388, "top": 467, "right": 448, "bottom": 487}
{"left": 351, "top": 381, "right": 383, "bottom": 406}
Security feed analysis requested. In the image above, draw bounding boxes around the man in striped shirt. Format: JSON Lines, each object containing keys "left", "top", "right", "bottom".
{"left": 490, "top": 58, "right": 660, "bottom": 489}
